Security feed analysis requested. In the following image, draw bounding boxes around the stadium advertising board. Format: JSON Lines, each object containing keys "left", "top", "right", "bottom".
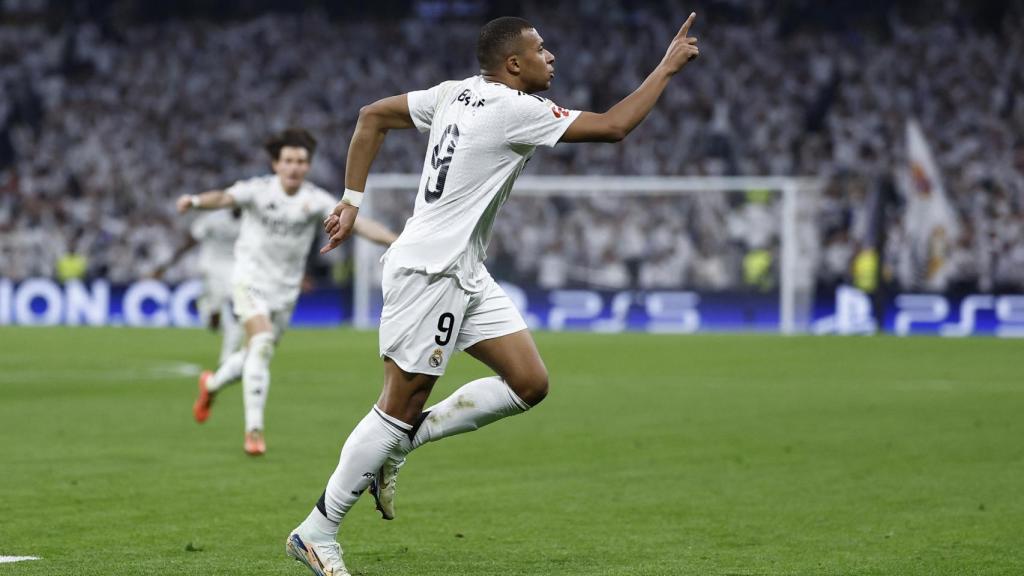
{"left": 500, "top": 283, "right": 1024, "bottom": 336}
{"left": 811, "top": 285, "right": 1024, "bottom": 337}
{"left": 2, "top": 278, "right": 1021, "bottom": 337}
{"left": 0, "top": 278, "right": 344, "bottom": 328}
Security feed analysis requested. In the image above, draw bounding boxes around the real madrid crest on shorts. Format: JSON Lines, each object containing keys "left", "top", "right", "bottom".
{"left": 428, "top": 348, "right": 444, "bottom": 369}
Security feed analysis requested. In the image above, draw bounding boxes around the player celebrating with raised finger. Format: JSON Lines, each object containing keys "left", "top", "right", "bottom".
{"left": 287, "top": 13, "right": 700, "bottom": 576}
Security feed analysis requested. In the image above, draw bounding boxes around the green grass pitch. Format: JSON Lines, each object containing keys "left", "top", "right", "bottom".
{"left": 1, "top": 326, "right": 1022, "bottom": 575}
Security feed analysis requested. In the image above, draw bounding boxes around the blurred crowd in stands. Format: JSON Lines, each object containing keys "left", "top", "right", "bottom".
{"left": 1, "top": 0, "right": 1022, "bottom": 294}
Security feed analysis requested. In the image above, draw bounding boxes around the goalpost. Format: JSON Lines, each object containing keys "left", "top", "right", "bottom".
{"left": 353, "top": 174, "right": 824, "bottom": 334}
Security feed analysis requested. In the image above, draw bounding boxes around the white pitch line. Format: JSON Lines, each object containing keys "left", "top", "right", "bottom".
{"left": 0, "top": 362, "right": 204, "bottom": 384}
{"left": 152, "top": 362, "right": 204, "bottom": 378}
{"left": 0, "top": 556, "right": 40, "bottom": 563}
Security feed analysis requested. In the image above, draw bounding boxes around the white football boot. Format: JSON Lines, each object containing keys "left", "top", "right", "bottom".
{"left": 285, "top": 527, "right": 349, "bottom": 576}
{"left": 369, "top": 456, "right": 405, "bottom": 520}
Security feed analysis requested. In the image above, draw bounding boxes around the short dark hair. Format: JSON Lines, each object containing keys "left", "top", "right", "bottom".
{"left": 264, "top": 128, "right": 317, "bottom": 161}
{"left": 477, "top": 16, "right": 533, "bottom": 71}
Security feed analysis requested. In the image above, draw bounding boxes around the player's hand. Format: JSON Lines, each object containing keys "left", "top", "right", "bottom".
{"left": 320, "top": 201, "right": 359, "bottom": 254}
{"left": 659, "top": 12, "right": 699, "bottom": 75}
{"left": 175, "top": 194, "right": 193, "bottom": 214}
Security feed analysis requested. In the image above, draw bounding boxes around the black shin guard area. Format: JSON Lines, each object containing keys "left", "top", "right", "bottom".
{"left": 408, "top": 410, "right": 431, "bottom": 441}
{"left": 316, "top": 490, "right": 328, "bottom": 517}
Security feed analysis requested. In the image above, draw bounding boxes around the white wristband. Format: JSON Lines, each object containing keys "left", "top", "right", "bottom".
{"left": 340, "top": 188, "right": 364, "bottom": 208}
{"left": 189, "top": 195, "right": 201, "bottom": 208}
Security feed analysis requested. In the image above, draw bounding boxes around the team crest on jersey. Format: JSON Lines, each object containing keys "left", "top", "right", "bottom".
{"left": 551, "top": 105, "right": 570, "bottom": 119}
{"left": 428, "top": 348, "right": 444, "bottom": 369}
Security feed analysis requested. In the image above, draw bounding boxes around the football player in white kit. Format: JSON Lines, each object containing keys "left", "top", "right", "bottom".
{"left": 175, "top": 129, "right": 397, "bottom": 456}
{"left": 286, "top": 15, "right": 700, "bottom": 575}
{"left": 153, "top": 208, "right": 244, "bottom": 366}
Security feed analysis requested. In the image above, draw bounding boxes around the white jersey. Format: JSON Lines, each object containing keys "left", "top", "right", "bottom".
{"left": 190, "top": 209, "right": 241, "bottom": 286}
{"left": 383, "top": 76, "right": 580, "bottom": 292}
{"left": 226, "top": 175, "right": 336, "bottom": 307}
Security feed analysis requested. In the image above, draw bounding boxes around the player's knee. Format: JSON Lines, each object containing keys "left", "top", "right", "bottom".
{"left": 248, "top": 332, "right": 275, "bottom": 362}
{"left": 510, "top": 367, "right": 548, "bottom": 407}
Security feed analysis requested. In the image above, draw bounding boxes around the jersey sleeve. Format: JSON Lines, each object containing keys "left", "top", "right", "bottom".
{"left": 505, "top": 94, "right": 581, "bottom": 148}
{"left": 225, "top": 178, "right": 260, "bottom": 207}
{"left": 406, "top": 81, "right": 457, "bottom": 133}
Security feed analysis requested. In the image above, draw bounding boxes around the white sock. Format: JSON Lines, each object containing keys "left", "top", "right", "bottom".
{"left": 313, "top": 406, "right": 411, "bottom": 533}
{"left": 399, "top": 376, "right": 530, "bottom": 456}
{"left": 242, "top": 332, "right": 274, "bottom": 432}
{"left": 207, "top": 348, "right": 245, "bottom": 393}
{"left": 219, "top": 308, "right": 243, "bottom": 366}
{"left": 299, "top": 504, "right": 340, "bottom": 541}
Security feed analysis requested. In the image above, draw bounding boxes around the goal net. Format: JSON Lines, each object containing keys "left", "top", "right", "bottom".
{"left": 353, "top": 174, "right": 823, "bottom": 334}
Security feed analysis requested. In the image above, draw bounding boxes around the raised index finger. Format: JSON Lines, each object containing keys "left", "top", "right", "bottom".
{"left": 677, "top": 12, "right": 696, "bottom": 38}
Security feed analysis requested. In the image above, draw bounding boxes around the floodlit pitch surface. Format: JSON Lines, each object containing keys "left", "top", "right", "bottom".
{"left": 1, "top": 327, "right": 1021, "bottom": 575}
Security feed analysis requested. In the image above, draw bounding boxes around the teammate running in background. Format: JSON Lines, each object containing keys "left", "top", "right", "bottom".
{"left": 286, "top": 13, "right": 700, "bottom": 576}
{"left": 152, "top": 208, "right": 244, "bottom": 366}
{"left": 175, "top": 128, "right": 397, "bottom": 456}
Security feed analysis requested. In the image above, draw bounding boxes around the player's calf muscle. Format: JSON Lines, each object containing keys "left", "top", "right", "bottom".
{"left": 505, "top": 365, "right": 549, "bottom": 406}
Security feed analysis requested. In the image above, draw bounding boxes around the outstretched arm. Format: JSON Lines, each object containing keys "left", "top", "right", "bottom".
{"left": 175, "top": 189, "right": 236, "bottom": 213}
{"left": 321, "top": 95, "right": 416, "bottom": 254}
{"left": 151, "top": 234, "right": 198, "bottom": 279}
{"left": 353, "top": 216, "right": 399, "bottom": 247}
{"left": 560, "top": 12, "right": 699, "bottom": 143}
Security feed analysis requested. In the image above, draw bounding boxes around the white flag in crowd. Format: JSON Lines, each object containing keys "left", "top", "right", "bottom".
{"left": 899, "top": 119, "right": 960, "bottom": 289}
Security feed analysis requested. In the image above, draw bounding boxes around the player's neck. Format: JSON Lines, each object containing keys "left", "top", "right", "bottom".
{"left": 277, "top": 176, "right": 302, "bottom": 195}
{"left": 481, "top": 70, "right": 531, "bottom": 93}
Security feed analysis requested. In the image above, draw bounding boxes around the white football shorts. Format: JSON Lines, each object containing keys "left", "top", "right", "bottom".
{"left": 232, "top": 282, "right": 295, "bottom": 338}
{"left": 378, "top": 260, "right": 527, "bottom": 376}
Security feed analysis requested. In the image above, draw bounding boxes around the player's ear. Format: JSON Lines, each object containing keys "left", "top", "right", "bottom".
{"left": 506, "top": 54, "right": 521, "bottom": 75}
